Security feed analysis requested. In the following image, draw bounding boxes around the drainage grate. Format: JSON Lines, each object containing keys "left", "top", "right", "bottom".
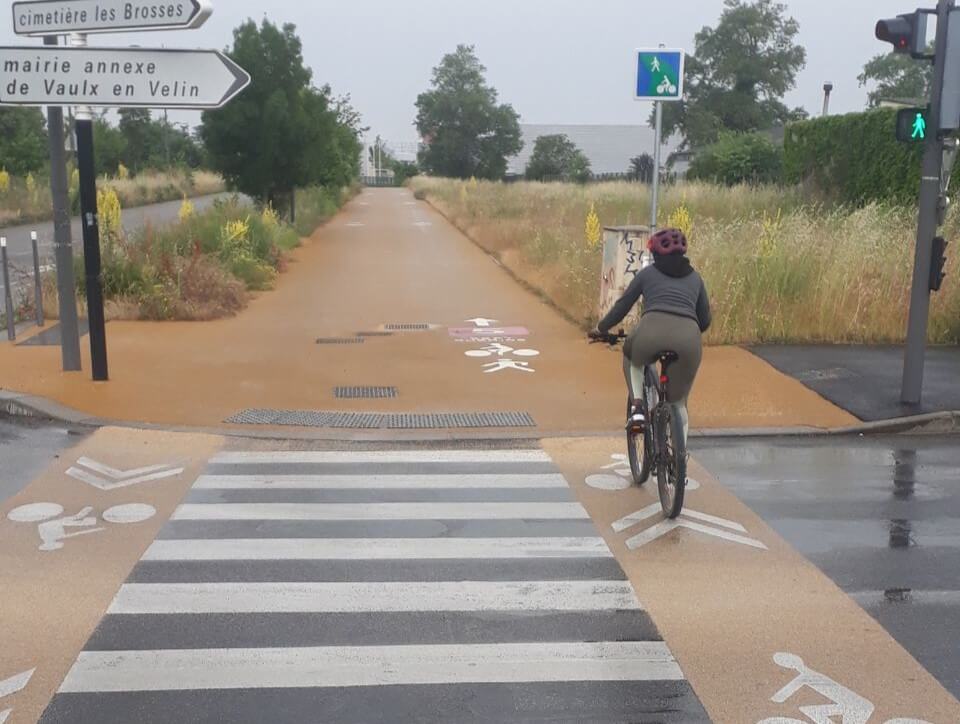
{"left": 225, "top": 410, "right": 536, "bottom": 429}
{"left": 384, "top": 323, "right": 430, "bottom": 331}
{"left": 316, "top": 337, "right": 365, "bottom": 345}
{"left": 335, "top": 386, "right": 398, "bottom": 399}
{"left": 386, "top": 412, "right": 535, "bottom": 429}
{"left": 356, "top": 331, "right": 393, "bottom": 337}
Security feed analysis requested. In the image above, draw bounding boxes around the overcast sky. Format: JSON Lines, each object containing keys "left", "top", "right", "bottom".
{"left": 2, "top": 0, "right": 921, "bottom": 152}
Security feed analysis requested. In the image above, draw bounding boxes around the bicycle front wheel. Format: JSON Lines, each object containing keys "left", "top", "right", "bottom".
{"left": 656, "top": 403, "right": 687, "bottom": 519}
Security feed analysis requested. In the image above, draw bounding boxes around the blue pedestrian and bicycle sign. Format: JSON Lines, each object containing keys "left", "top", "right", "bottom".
{"left": 635, "top": 49, "right": 684, "bottom": 101}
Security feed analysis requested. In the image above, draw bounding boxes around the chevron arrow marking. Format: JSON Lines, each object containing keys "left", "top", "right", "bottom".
{"left": 66, "top": 457, "right": 184, "bottom": 491}
{"left": 0, "top": 668, "right": 35, "bottom": 723}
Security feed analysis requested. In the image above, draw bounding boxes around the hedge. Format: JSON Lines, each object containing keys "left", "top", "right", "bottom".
{"left": 783, "top": 108, "right": 923, "bottom": 205}
{"left": 688, "top": 132, "right": 783, "bottom": 186}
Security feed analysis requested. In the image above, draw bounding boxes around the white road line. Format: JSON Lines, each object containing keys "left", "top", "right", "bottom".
{"left": 143, "top": 537, "right": 615, "bottom": 561}
{"left": 108, "top": 581, "right": 641, "bottom": 614}
{"left": 612, "top": 504, "right": 661, "bottom": 532}
{"left": 172, "top": 502, "right": 589, "bottom": 521}
{"left": 193, "top": 473, "right": 569, "bottom": 490}
{"left": 75, "top": 457, "right": 173, "bottom": 480}
{"left": 0, "top": 669, "right": 34, "bottom": 699}
{"left": 58, "top": 642, "right": 683, "bottom": 693}
{"left": 210, "top": 450, "right": 552, "bottom": 465}
{"left": 625, "top": 519, "right": 767, "bottom": 550}
{"left": 679, "top": 509, "right": 748, "bottom": 533}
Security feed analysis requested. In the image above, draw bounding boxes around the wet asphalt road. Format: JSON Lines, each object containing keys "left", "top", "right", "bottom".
{"left": 695, "top": 434, "right": 960, "bottom": 700}
{"left": 0, "top": 415, "right": 85, "bottom": 504}
{"left": 0, "top": 193, "right": 239, "bottom": 302}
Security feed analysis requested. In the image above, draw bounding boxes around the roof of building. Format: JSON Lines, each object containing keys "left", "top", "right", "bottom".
{"left": 508, "top": 124, "right": 680, "bottom": 176}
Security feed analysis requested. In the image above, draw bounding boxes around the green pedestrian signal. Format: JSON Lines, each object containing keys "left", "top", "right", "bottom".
{"left": 896, "top": 107, "right": 931, "bottom": 143}
{"left": 912, "top": 112, "right": 926, "bottom": 138}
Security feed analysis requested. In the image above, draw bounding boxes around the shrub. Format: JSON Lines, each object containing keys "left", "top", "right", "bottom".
{"left": 688, "top": 133, "right": 783, "bottom": 186}
{"left": 783, "top": 108, "right": 923, "bottom": 205}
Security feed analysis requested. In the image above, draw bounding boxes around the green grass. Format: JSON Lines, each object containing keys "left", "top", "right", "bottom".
{"left": 410, "top": 177, "right": 960, "bottom": 345}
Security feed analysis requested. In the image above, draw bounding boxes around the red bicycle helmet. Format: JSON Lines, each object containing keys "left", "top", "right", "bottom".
{"left": 648, "top": 228, "right": 687, "bottom": 256}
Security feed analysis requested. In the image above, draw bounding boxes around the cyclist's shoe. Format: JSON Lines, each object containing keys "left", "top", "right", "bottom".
{"left": 626, "top": 412, "right": 646, "bottom": 433}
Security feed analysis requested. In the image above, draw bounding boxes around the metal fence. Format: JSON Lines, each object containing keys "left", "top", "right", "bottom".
{"left": 361, "top": 176, "right": 401, "bottom": 188}
{"left": 1, "top": 231, "right": 54, "bottom": 340}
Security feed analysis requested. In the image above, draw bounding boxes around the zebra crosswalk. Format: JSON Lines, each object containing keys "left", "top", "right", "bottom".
{"left": 40, "top": 448, "right": 708, "bottom": 723}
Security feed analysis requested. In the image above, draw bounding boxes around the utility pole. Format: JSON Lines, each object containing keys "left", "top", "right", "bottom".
{"left": 43, "top": 35, "right": 82, "bottom": 372}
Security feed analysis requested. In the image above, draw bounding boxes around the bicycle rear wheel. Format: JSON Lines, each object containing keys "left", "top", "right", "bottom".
{"left": 626, "top": 396, "right": 651, "bottom": 485}
{"left": 656, "top": 403, "right": 687, "bottom": 518}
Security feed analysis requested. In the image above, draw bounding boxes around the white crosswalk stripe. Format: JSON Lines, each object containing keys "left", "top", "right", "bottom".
{"left": 42, "top": 448, "right": 708, "bottom": 723}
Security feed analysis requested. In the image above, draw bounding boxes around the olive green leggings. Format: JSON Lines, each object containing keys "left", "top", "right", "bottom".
{"left": 622, "top": 311, "right": 703, "bottom": 406}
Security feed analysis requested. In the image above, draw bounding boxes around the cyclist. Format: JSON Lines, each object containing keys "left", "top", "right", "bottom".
{"left": 590, "top": 228, "right": 711, "bottom": 442}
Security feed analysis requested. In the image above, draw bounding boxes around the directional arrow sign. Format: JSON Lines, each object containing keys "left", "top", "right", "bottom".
{"left": 0, "top": 46, "right": 250, "bottom": 109}
{"left": 12, "top": 0, "right": 212, "bottom": 35}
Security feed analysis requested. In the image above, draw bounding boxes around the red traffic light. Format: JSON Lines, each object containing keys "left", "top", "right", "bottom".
{"left": 876, "top": 13, "right": 928, "bottom": 57}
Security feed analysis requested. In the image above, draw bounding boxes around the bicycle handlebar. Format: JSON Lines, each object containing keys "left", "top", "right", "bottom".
{"left": 588, "top": 329, "right": 626, "bottom": 346}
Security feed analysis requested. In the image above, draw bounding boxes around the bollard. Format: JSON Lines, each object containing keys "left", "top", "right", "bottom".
{"left": 32, "top": 231, "right": 44, "bottom": 327}
{"left": 1, "top": 237, "right": 14, "bottom": 341}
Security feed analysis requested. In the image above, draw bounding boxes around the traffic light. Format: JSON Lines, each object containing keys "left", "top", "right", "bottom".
{"left": 876, "top": 12, "right": 930, "bottom": 58}
{"left": 930, "top": 236, "right": 948, "bottom": 291}
{"left": 896, "top": 107, "right": 930, "bottom": 142}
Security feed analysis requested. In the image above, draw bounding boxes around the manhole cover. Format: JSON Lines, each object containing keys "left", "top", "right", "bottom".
{"left": 316, "top": 337, "right": 365, "bottom": 345}
{"left": 384, "top": 323, "right": 430, "bottom": 331}
{"left": 334, "top": 386, "right": 398, "bottom": 399}
{"left": 224, "top": 410, "right": 536, "bottom": 429}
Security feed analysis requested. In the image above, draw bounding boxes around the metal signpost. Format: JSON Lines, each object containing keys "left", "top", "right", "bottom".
{"left": 877, "top": 1, "right": 958, "bottom": 405}
{"left": 4, "top": 1, "right": 249, "bottom": 381}
{"left": 12, "top": 0, "right": 212, "bottom": 34}
{"left": 634, "top": 48, "right": 684, "bottom": 231}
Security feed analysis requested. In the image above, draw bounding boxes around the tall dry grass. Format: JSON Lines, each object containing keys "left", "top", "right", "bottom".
{"left": 411, "top": 177, "right": 960, "bottom": 345}
{"left": 0, "top": 168, "right": 226, "bottom": 227}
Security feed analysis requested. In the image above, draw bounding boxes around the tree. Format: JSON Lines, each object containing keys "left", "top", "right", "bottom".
{"left": 117, "top": 109, "right": 159, "bottom": 173}
{"left": 0, "top": 108, "right": 48, "bottom": 176}
{"left": 858, "top": 50, "right": 933, "bottom": 107}
{"left": 416, "top": 45, "right": 523, "bottom": 179}
{"left": 92, "top": 116, "right": 127, "bottom": 176}
{"left": 201, "top": 20, "right": 361, "bottom": 216}
{"left": 628, "top": 154, "right": 655, "bottom": 183}
{"left": 525, "top": 134, "right": 592, "bottom": 182}
{"left": 656, "top": 0, "right": 807, "bottom": 149}
{"left": 687, "top": 132, "right": 782, "bottom": 185}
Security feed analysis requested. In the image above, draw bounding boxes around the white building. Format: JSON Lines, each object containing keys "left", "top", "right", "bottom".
{"left": 507, "top": 124, "right": 680, "bottom": 177}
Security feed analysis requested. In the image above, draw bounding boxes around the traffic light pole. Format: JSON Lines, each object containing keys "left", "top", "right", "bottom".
{"left": 902, "top": 0, "right": 953, "bottom": 406}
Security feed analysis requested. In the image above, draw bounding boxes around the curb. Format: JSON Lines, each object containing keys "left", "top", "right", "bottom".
{"left": 2, "top": 389, "right": 958, "bottom": 442}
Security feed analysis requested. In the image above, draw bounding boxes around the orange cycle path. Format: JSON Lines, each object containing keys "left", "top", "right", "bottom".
{"left": 0, "top": 188, "right": 856, "bottom": 436}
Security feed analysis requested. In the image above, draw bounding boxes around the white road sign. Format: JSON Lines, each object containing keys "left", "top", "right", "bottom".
{"left": 12, "top": 0, "right": 212, "bottom": 35}
{"left": 0, "top": 46, "right": 250, "bottom": 108}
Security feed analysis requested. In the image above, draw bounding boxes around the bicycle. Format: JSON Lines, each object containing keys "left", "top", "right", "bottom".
{"left": 589, "top": 330, "right": 688, "bottom": 519}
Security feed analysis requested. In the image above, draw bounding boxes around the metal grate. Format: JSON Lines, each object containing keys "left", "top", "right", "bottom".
{"left": 225, "top": 409, "right": 536, "bottom": 429}
{"left": 384, "top": 323, "right": 430, "bottom": 331}
{"left": 334, "top": 386, "right": 398, "bottom": 399}
{"left": 316, "top": 337, "right": 365, "bottom": 345}
{"left": 386, "top": 412, "right": 535, "bottom": 429}
{"left": 356, "top": 331, "right": 393, "bottom": 337}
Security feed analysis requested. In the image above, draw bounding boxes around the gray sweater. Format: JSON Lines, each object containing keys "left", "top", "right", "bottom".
{"left": 598, "top": 264, "right": 712, "bottom": 334}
